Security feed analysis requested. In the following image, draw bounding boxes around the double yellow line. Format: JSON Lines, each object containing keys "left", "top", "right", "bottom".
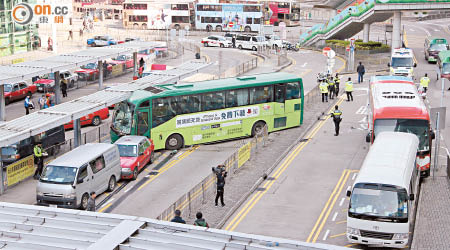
{"left": 225, "top": 98, "right": 344, "bottom": 231}
{"left": 306, "top": 169, "right": 353, "bottom": 243}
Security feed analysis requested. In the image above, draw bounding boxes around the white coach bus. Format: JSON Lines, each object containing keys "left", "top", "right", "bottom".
{"left": 346, "top": 132, "right": 420, "bottom": 248}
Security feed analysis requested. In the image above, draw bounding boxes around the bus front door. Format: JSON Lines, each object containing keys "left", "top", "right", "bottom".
{"left": 136, "top": 110, "right": 150, "bottom": 137}
{"left": 274, "top": 84, "right": 286, "bottom": 115}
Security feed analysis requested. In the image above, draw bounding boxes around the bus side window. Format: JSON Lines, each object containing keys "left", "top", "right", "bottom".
{"left": 286, "top": 82, "right": 301, "bottom": 100}
{"left": 136, "top": 110, "right": 149, "bottom": 136}
{"left": 152, "top": 98, "right": 175, "bottom": 128}
{"left": 250, "top": 86, "right": 273, "bottom": 104}
{"left": 203, "top": 92, "right": 225, "bottom": 111}
{"left": 226, "top": 89, "right": 249, "bottom": 108}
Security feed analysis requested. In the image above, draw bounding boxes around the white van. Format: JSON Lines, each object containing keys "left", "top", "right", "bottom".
{"left": 36, "top": 143, "right": 121, "bottom": 210}
{"left": 236, "top": 34, "right": 267, "bottom": 51}
{"left": 346, "top": 132, "right": 420, "bottom": 248}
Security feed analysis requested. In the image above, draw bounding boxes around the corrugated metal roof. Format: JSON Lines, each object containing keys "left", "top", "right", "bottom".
{"left": 0, "top": 61, "right": 209, "bottom": 147}
{"left": 0, "top": 202, "right": 347, "bottom": 250}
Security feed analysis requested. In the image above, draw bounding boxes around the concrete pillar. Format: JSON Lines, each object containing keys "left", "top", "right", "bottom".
{"left": 331, "top": 9, "right": 337, "bottom": 17}
{"left": 98, "top": 60, "right": 103, "bottom": 90}
{"left": 133, "top": 52, "right": 138, "bottom": 77}
{"left": 363, "top": 23, "right": 370, "bottom": 43}
{"left": 0, "top": 85, "right": 5, "bottom": 121}
{"left": 54, "top": 71, "right": 61, "bottom": 105}
{"left": 392, "top": 11, "right": 402, "bottom": 51}
{"left": 74, "top": 118, "right": 81, "bottom": 148}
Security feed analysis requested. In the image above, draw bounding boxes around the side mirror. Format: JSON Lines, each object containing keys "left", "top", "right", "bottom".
{"left": 414, "top": 63, "right": 417, "bottom": 67}
{"left": 409, "top": 194, "right": 414, "bottom": 201}
{"left": 387, "top": 63, "right": 390, "bottom": 67}
{"left": 346, "top": 190, "right": 351, "bottom": 197}
{"left": 77, "top": 178, "right": 84, "bottom": 184}
{"left": 431, "top": 130, "right": 436, "bottom": 140}
{"left": 366, "top": 132, "right": 371, "bottom": 143}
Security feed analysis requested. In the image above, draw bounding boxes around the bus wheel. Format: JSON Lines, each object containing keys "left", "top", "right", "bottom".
{"left": 206, "top": 25, "right": 212, "bottom": 32}
{"left": 216, "top": 25, "right": 222, "bottom": 32}
{"left": 166, "top": 134, "right": 183, "bottom": 150}
{"left": 244, "top": 26, "right": 251, "bottom": 32}
{"left": 174, "top": 24, "right": 180, "bottom": 31}
{"left": 251, "top": 121, "right": 266, "bottom": 137}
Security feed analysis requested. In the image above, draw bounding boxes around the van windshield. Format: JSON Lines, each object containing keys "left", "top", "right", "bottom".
{"left": 40, "top": 165, "right": 77, "bottom": 184}
{"left": 391, "top": 57, "right": 413, "bottom": 67}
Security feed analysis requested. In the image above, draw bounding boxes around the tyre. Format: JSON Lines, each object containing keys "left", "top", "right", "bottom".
{"left": 174, "top": 24, "right": 180, "bottom": 31}
{"left": 92, "top": 42, "right": 96, "bottom": 47}
{"left": 80, "top": 193, "right": 89, "bottom": 210}
{"left": 92, "top": 116, "right": 101, "bottom": 126}
{"left": 216, "top": 25, "right": 222, "bottom": 32}
{"left": 238, "top": 45, "right": 243, "bottom": 50}
{"left": 107, "top": 176, "right": 116, "bottom": 192}
{"left": 244, "top": 26, "right": 251, "bottom": 32}
{"left": 220, "top": 43, "right": 224, "bottom": 48}
{"left": 149, "top": 152, "right": 155, "bottom": 164}
{"left": 252, "top": 46, "right": 257, "bottom": 51}
{"left": 5, "top": 98, "right": 10, "bottom": 105}
{"left": 251, "top": 121, "right": 266, "bottom": 137}
{"left": 206, "top": 25, "right": 212, "bottom": 32}
{"left": 70, "top": 80, "right": 74, "bottom": 88}
{"left": 204, "top": 42, "right": 208, "bottom": 47}
{"left": 165, "top": 134, "right": 183, "bottom": 150}
{"left": 132, "top": 168, "right": 138, "bottom": 180}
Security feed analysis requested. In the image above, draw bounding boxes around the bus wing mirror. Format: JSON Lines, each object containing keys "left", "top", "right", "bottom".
{"left": 387, "top": 63, "right": 390, "bottom": 67}
{"left": 346, "top": 190, "right": 351, "bottom": 197}
{"left": 409, "top": 194, "right": 414, "bottom": 201}
{"left": 414, "top": 63, "right": 417, "bottom": 67}
{"left": 431, "top": 130, "right": 436, "bottom": 140}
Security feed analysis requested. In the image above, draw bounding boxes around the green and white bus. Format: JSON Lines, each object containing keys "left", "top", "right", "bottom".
{"left": 110, "top": 72, "right": 304, "bottom": 150}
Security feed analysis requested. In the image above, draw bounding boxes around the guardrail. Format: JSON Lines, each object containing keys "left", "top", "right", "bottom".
{"left": 156, "top": 125, "right": 268, "bottom": 222}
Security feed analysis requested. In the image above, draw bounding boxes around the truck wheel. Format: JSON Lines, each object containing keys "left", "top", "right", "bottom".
{"left": 165, "top": 134, "right": 183, "bottom": 150}
{"left": 107, "top": 176, "right": 116, "bottom": 192}
{"left": 80, "top": 193, "right": 89, "bottom": 210}
{"left": 92, "top": 116, "right": 101, "bottom": 126}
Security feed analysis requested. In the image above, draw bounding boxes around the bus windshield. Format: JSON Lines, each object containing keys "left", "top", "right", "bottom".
{"left": 374, "top": 119, "right": 429, "bottom": 151}
{"left": 349, "top": 184, "right": 408, "bottom": 223}
{"left": 112, "top": 102, "right": 134, "bottom": 135}
{"left": 391, "top": 57, "right": 414, "bottom": 67}
{"left": 40, "top": 165, "right": 77, "bottom": 184}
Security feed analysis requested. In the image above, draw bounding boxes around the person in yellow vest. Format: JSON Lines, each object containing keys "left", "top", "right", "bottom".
{"left": 328, "top": 75, "right": 336, "bottom": 100}
{"left": 334, "top": 73, "right": 341, "bottom": 96}
{"left": 345, "top": 77, "right": 354, "bottom": 102}
{"left": 420, "top": 73, "right": 430, "bottom": 93}
{"left": 33, "top": 143, "right": 45, "bottom": 179}
{"left": 319, "top": 79, "right": 329, "bottom": 103}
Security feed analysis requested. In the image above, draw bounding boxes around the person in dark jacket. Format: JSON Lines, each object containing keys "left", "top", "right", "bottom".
{"left": 86, "top": 192, "right": 96, "bottom": 211}
{"left": 194, "top": 212, "right": 208, "bottom": 227}
{"left": 60, "top": 75, "right": 68, "bottom": 98}
{"left": 139, "top": 57, "right": 145, "bottom": 68}
{"left": 171, "top": 210, "right": 186, "bottom": 224}
{"left": 356, "top": 62, "right": 365, "bottom": 83}
{"left": 213, "top": 165, "right": 227, "bottom": 207}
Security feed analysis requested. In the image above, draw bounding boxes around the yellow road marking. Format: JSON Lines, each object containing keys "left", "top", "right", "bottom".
{"left": 225, "top": 98, "right": 344, "bottom": 231}
{"left": 98, "top": 203, "right": 112, "bottom": 213}
{"left": 283, "top": 55, "right": 297, "bottom": 71}
{"left": 329, "top": 232, "right": 346, "bottom": 239}
{"left": 336, "top": 55, "right": 346, "bottom": 74}
{"left": 336, "top": 220, "right": 346, "bottom": 225}
{"left": 345, "top": 243, "right": 358, "bottom": 247}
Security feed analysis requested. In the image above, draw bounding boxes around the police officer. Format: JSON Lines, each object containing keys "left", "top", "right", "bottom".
{"left": 33, "top": 143, "right": 45, "bottom": 179}
{"left": 331, "top": 105, "right": 342, "bottom": 136}
{"left": 334, "top": 73, "right": 340, "bottom": 96}
{"left": 213, "top": 165, "right": 227, "bottom": 207}
{"left": 345, "top": 77, "right": 354, "bottom": 102}
{"left": 319, "top": 79, "right": 329, "bottom": 103}
{"left": 420, "top": 73, "right": 430, "bottom": 93}
{"left": 328, "top": 76, "right": 336, "bottom": 100}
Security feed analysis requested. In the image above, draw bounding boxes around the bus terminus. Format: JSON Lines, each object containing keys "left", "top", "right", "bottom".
{"left": 110, "top": 72, "right": 304, "bottom": 150}
{"left": 195, "top": 3, "right": 263, "bottom": 32}
{"left": 261, "top": 0, "right": 300, "bottom": 26}
{"left": 347, "top": 132, "right": 420, "bottom": 248}
{"left": 122, "top": 1, "right": 193, "bottom": 30}
{"left": 367, "top": 76, "right": 434, "bottom": 177}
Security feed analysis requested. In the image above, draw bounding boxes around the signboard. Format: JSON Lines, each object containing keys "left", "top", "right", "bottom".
{"left": 238, "top": 142, "right": 251, "bottom": 168}
{"left": 12, "top": 58, "right": 25, "bottom": 64}
{"left": 6, "top": 155, "right": 35, "bottom": 187}
{"left": 111, "top": 64, "right": 123, "bottom": 76}
{"left": 175, "top": 106, "right": 260, "bottom": 128}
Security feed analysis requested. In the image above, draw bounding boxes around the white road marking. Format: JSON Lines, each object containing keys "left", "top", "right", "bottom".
{"left": 339, "top": 197, "right": 345, "bottom": 207}
{"left": 347, "top": 185, "right": 351, "bottom": 191}
{"left": 410, "top": 29, "right": 415, "bottom": 32}
{"left": 301, "top": 62, "right": 307, "bottom": 67}
{"left": 352, "top": 173, "right": 357, "bottom": 180}
{"left": 323, "top": 229, "right": 330, "bottom": 241}
{"left": 332, "top": 212, "right": 339, "bottom": 222}
{"left": 434, "top": 29, "right": 440, "bottom": 32}
{"left": 406, "top": 24, "right": 431, "bottom": 36}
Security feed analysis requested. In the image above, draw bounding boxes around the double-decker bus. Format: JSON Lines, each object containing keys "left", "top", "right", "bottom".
{"left": 110, "top": 72, "right": 304, "bottom": 150}
{"left": 367, "top": 76, "right": 434, "bottom": 177}
{"left": 261, "top": 0, "right": 300, "bottom": 26}
{"left": 122, "top": 1, "right": 194, "bottom": 30}
{"left": 194, "top": 3, "right": 263, "bottom": 32}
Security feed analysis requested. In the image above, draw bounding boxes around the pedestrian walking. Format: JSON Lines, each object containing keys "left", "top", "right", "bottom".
{"left": 194, "top": 212, "right": 209, "bottom": 227}
{"left": 38, "top": 95, "right": 45, "bottom": 109}
{"left": 68, "top": 30, "right": 73, "bottom": 40}
{"left": 79, "top": 28, "right": 83, "bottom": 37}
{"left": 86, "top": 192, "right": 96, "bottom": 211}
{"left": 33, "top": 143, "right": 45, "bottom": 179}
{"left": 345, "top": 77, "right": 354, "bottom": 102}
{"left": 331, "top": 105, "right": 342, "bottom": 136}
{"left": 170, "top": 210, "right": 186, "bottom": 224}
{"left": 61, "top": 75, "right": 68, "bottom": 98}
{"left": 356, "top": 62, "right": 365, "bottom": 83}
{"left": 103, "top": 60, "right": 108, "bottom": 78}
{"left": 328, "top": 76, "right": 336, "bottom": 100}
{"left": 45, "top": 94, "right": 51, "bottom": 108}
{"left": 334, "top": 73, "right": 340, "bottom": 96}
{"left": 139, "top": 57, "right": 145, "bottom": 69}
{"left": 232, "top": 35, "right": 236, "bottom": 48}
{"left": 319, "top": 79, "right": 329, "bottom": 103}
{"left": 213, "top": 164, "right": 227, "bottom": 207}
{"left": 24, "top": 94, "right": 32, "bottom": 115}
{"left": 420, "top": 73, "right": 430, "bottom": 93}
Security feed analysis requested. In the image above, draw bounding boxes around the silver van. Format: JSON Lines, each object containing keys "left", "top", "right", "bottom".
{"left": 36, "top": 143, "right": 121, "bottom": 210}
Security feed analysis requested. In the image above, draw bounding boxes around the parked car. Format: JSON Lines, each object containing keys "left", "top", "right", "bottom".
{"left": 3, "top": 81, "right": 37, "bottom": 105}
{"left": 36, "top": 143, "right": 121, "bottom": 209}
{"left": 75, "top": 62, "right": 113, "bottom": 81}
{"left": 201, "top": 35, "right": 233, "bottom": 48}
{"left": 125, "top": 37, "right": 141, "bottom": 42}
{"left": 64, "top": 107, "right": 110, "bottom": 130}
{"left": 236, "top": 35, "right": 267, "bottom": 51}
{"left": 1, "top": 125, "right": 65, "bottom": 166}
{"left": 265, "top": 34, "right": 283, "bottom": 48}
{"left": 87, "top": 35, "right": 117, "bottom": 47}
{"left": 110, "top": 54, "right": 134, "bottom": 69}
{"left": 114, "top": 136, "right": 154, "bottom": 180}
{"left": 34, "top": 70, "right": 78, "bottom": 93}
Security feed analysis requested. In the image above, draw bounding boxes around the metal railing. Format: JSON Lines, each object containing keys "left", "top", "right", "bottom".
{"left": 157, "top": 125, "right": 268, "bottom": 222}
{"left": 215, "top": 57, "right": 258, "bottom": 79}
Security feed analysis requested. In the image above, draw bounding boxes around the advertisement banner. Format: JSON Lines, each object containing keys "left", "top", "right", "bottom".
{"left": 111, "top": 64, "right": 123, "bottom": 76}
{"left": 238, "top": 142, "right": 251, "bottom": 168}
{"left": 176, "top": 106, "right": 260, "bottom": 128}
{"left": 6, "top": 155, "right": 35, "bottom": 187}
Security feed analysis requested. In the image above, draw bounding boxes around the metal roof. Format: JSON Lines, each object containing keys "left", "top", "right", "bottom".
{"left": 0, "top": 202, "right": 348, "bottom": 250}
{"left": 0, "top": 60, "right": 210, "bottom": 147}
{"left": 0, "top": 41, "right": 166, "bottom": 85}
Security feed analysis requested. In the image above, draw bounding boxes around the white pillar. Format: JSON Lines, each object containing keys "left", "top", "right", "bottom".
{"left": 98, "top": 60, "right": 103, "bottom": 90}
{"left": 392, "top": 11, "right": 402, "bottom": 51}
{"left": 0, "top": 85, "right": 5, "bottom": 121}
{"left": 363, "top": 23, "right": 370, "bottom": 43}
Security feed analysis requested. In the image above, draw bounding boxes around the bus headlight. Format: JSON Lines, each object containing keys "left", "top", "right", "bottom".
{"left": 347, "top": 227, "right": 360, "bottom": 236}
{"left": 392, "top": 233, "right": 409, "bottom": 240}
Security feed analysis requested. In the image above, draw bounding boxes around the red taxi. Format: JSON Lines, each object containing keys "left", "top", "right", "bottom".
{"left": 4, "top": 81, "right": 37, "bottom": 105}
{"left": 75, "top": 62, "right": 113, "bottom": 81}
{"left": 110, "top": 54, "right": 134, "bottom": 69}
{"left": 64, "top": 107, "right": 110, "bottom": 130}
{"left": 114, "top": 136, "right": 155, "bottom": 180}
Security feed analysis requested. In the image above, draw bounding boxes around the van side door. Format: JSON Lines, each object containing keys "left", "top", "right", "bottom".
{"left": 76, "top": 164, "right": 91, "bottom": 207}
{"left": 89, "top": 155, "right": 107, "bottom": 194}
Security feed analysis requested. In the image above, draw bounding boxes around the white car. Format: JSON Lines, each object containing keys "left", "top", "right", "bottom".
{"left": 201, "top": 36, "right": 233, "bottom": 48}
{"left": 265, "top": 35, "right": 283, "bottom": 48}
